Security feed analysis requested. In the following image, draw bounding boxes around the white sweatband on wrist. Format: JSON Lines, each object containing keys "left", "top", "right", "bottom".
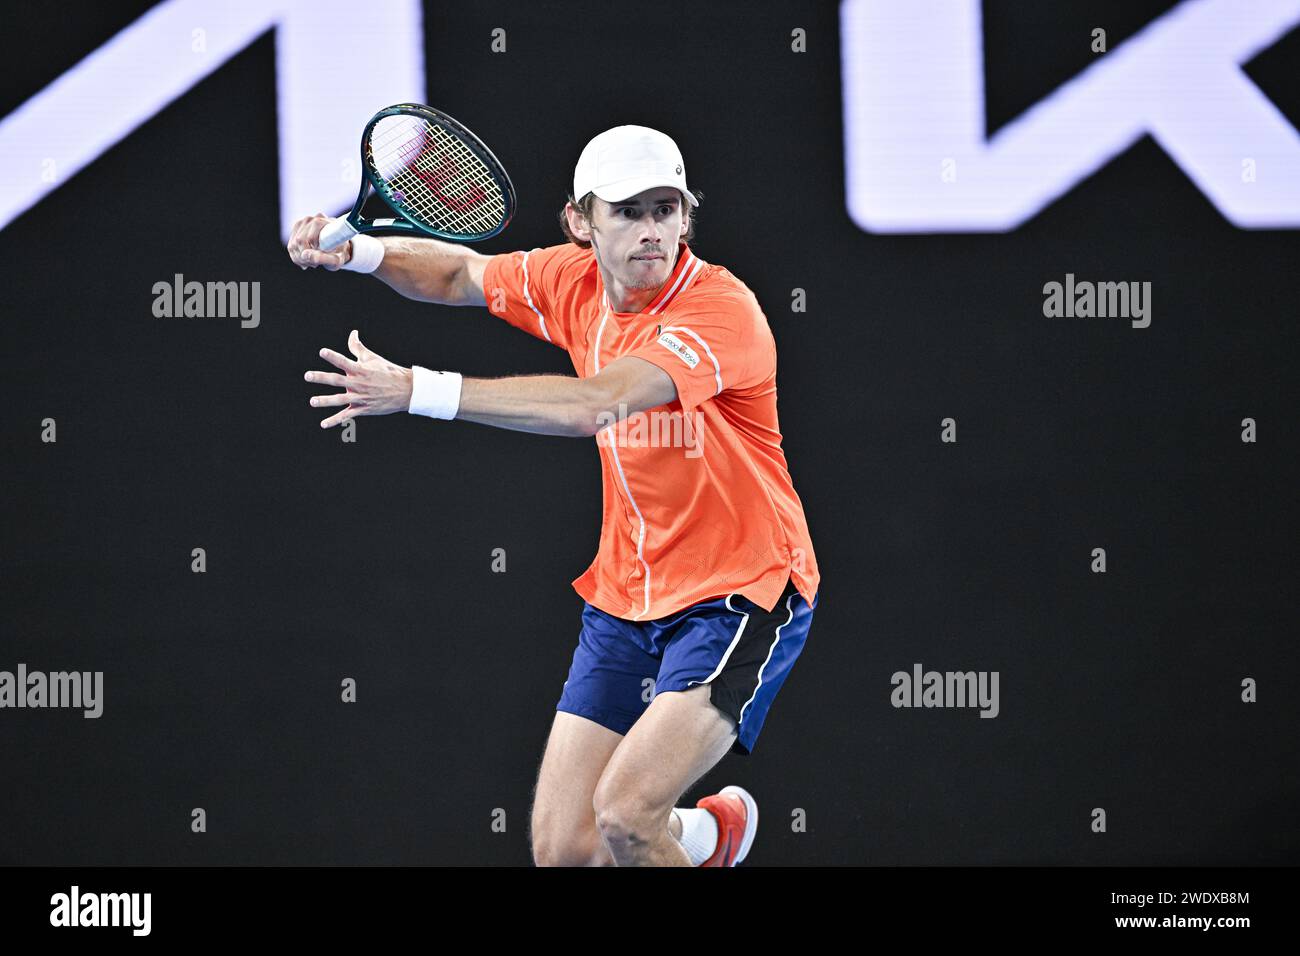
{"left": 341, "top": 233, "right": 385, "bottom": 273}
{"left": 408, "top": 366, "right": 463, "bottom": 420}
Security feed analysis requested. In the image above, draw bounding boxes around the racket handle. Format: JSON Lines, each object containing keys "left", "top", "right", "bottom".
{"left": 319, "top": 217, "right": 358, "bottom": 251}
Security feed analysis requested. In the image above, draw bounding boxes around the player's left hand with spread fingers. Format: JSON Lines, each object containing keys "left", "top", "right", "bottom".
{"left": 305, "top": 329, "right": 413, "bottom": 428}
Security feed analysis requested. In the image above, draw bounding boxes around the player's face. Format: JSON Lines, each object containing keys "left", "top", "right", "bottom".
{"left": 589, "top": 188, "right": 687, "bottom": 290}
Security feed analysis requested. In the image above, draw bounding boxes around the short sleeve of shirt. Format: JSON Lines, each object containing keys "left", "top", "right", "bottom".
{"left": 624, "top": 286, "right": 775, "bottom": 414}
{"left": 481, "top": 243, "right": 590, "bottom": 349}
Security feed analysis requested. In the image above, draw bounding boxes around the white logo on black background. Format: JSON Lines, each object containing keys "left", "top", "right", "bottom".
{"left": 49, "top": 886, "right": 151, "bottom": 936}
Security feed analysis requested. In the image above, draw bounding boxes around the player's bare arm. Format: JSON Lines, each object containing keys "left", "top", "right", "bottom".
{"left": 456, "top": 355, "right": 676, "bottom": 436}
{"left": 287, "top": 214, "right": 488, "bottom": 306}
{"left": 305, "top": 331, "right": 675, "bottom": 434}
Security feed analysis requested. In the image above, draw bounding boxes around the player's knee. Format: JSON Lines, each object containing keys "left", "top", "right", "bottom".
{"left": 593, "top": 806, "right": 656, "bottom": 855}
{"left": 530, "top": 805, "right": 605, "bottom": 867}
{"left": 592, "top": 786, "right": 662, "bottom": 853}
{"left": 531, "top": 828, "right": 606, "bottom": 867}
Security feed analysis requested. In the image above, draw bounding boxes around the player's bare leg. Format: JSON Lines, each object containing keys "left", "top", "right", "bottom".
{"left": 593, "top": 684, "right": 737, "bottom": 866}
{"left": 529, "top": 712, "right": 624, "bottom": 866}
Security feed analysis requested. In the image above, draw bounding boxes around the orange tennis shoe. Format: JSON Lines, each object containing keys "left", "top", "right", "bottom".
{"left": 696, "top": 785, "right": 759, "bottom": 867}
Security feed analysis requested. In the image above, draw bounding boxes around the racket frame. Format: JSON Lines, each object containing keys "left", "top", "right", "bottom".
{"left": 322, "top": 102, "right": 516, "bottom": 250}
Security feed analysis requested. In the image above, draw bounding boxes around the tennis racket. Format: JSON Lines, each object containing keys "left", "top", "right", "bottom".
{"left": 319, "top": 103, "right": 515, "bottom": 251}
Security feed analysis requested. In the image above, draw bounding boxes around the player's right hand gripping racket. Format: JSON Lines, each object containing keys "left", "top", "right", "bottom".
{"left": 319, "top": 103, "right": 516, "bottom": 251}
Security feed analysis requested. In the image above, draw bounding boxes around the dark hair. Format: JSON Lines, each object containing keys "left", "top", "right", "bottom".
{"left": 558, "top": 188, "right": 701, "bottom": 248}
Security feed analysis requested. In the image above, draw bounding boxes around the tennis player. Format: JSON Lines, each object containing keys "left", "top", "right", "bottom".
{"left": 288, "top": 126, "right": 820, "bottom": 867}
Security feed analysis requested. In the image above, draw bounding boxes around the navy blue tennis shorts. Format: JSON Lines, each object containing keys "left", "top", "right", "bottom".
{"left": 555, "top": 576, "right": 817, "bottom": 756}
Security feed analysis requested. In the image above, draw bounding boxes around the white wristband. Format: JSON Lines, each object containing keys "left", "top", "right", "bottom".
{"left": 341, "top": 233, "right": 385, "bottom": 273}
{"left": 408, "top": 366, "right": 463, "bottom": 420}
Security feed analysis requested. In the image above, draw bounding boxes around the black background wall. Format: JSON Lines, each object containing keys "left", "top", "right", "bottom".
{"left": 1, "top": 0, "right": 1296, "bottom": 866}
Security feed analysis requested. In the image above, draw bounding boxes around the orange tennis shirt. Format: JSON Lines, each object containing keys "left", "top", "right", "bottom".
{"left": 482, "top": 240, "right": 820, "bottom": 621}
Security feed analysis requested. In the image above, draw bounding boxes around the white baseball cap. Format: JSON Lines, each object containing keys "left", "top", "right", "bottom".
{"left": 573, "top": 125, "right": 699, "bottom": 207}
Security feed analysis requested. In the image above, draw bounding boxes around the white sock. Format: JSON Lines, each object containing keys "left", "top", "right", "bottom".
{"left": 672, "top": 807, "right": 719, "bottom": 866}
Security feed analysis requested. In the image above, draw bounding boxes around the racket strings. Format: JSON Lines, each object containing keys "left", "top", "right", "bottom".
{"left": 368, "top": 116, "right": 507, "bottom": 237}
